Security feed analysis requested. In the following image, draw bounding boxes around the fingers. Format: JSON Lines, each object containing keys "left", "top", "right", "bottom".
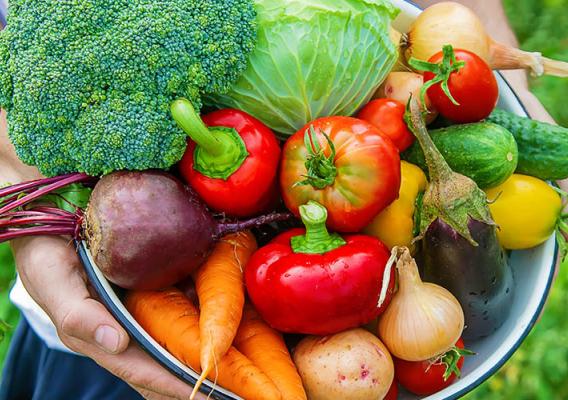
{"left": 12, "top": 236, "right": 130, "bottom": 354}
{"left": 134, "top": 388, "right": 179, "bottom": 400}
{"left": 12, "top": 236, "right": 198, "bottom": 399}
{"left": 134, "top": 386, "right": 208, "bottom": 400}
{"left": 59, "top": 297, "right": 129, "bottom": 354}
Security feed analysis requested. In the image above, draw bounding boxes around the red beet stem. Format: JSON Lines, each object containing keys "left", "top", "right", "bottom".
{"left": 28, "top": 206, "right": 77, "bottom": 217}
{"left": 0, "top": 225, "right": 77, "bottom": 243}
{"left": 0, "top": 187, "right": 40, "bottom": 207}
{"left": 216, "top": 212, "right": 294, "bottom": 238}
{"left": 0, "top": 174, "right": 79, "bottom": 198}
{"left": 0, "top": 173, "right": 92, "bottom": 215}
{"left": 0, "top": 216, "right": 77, "bottom": 228}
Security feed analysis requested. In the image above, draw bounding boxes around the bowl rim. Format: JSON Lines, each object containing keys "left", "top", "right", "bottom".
{"left": 76, "top": 1, "right": 559, "bottom": 399}
{"left": 77, "top": 241, "right": 240, "bottom": 400}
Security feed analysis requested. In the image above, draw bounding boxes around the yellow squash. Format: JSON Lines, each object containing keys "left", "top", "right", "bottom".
{"left": 485, "top": 174, "right": 562, "bottom": 250}
{"left": 364, "top": 161, "right": 427, "bottom": 249}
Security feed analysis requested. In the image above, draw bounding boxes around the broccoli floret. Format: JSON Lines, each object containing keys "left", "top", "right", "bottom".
{"left": 0, "top": 0, "right": 257, "bottom": 176}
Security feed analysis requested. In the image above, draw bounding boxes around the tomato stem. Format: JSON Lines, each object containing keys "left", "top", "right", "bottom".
{"left": 171, "top": 98, "right": 249, "bottom": 180}
{"left": 291, "top": 201, "right": 345, "bottom": 254}
{"left": 409, "top": 45, "right": 466, "bottom": 108}
{"left": 436, "top": 346, "right": 475, "bottom": 381}
{"left": 294, "top": 126, "right": 337, "bottom": 190}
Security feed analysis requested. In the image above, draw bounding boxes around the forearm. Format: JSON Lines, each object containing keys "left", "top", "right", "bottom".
{"left": 413, "top": 0, "right": 554, "bottom": 123}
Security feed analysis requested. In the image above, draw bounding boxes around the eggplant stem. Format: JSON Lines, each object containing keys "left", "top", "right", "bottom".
{"left": 405, "top": 99, "right": 453, "bottom": 182}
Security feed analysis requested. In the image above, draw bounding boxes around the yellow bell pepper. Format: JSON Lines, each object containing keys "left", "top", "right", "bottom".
{"left": 484, "top": 174, "right": 562, "bottom": 250}
{"left": 364, "top": 161, "right": 427, "bottom": 249}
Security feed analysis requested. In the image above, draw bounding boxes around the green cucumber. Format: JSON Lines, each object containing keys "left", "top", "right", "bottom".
{"left": 486, "top": 109, "right": 568, "bottom": 180}
{"left": 402, "top": 122, "right": 518, "bottom": 189}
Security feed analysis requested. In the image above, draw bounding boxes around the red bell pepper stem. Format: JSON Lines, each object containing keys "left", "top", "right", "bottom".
{"left": 291, "top": 201, "right": 345, "bottom": 254}
{"left": 170, "top": 98, "right": 248, "bottom": 180}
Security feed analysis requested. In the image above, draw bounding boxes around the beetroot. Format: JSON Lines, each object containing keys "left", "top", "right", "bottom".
{"left": 0, "top": 171, "right": 291, "bottom": 290}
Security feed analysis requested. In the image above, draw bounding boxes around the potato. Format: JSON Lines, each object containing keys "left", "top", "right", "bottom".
{"left": 293, "top": 328, "right": 394, "bottom": 400}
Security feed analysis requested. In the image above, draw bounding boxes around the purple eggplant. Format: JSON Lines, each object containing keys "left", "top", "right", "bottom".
{"left": 421, "top": 219, "right": 514, "bottom": 339}
{"left": 407, "top": 99, "right": 514, "bottom": 340}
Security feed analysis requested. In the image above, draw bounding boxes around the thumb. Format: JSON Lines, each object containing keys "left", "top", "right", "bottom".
{"left": 13, "top": 236, "right": 130, "bottom": 355}
{"left": 57, "top": 297, "right": 130, "bottom": 355}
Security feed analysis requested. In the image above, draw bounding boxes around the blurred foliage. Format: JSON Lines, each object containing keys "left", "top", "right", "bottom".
{"left": 503, "top": 0, "right": 568, "bottom": 126}
{"left": 464, "top": 2, "right": 568, "bottom": 397}
{"left": 0, "top": 243, "right": 19, "bottom": 372}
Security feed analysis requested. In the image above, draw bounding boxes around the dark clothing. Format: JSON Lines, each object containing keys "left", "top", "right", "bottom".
{"left": 0, "top": 317, "right": 143, "bottom": 400}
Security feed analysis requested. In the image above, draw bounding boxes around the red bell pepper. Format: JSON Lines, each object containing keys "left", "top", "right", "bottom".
{"left": 171, "top": 99, "right": 281, "bottom": 218}
{"left": 244, "top": 201, "right": 395, "bottom": 335}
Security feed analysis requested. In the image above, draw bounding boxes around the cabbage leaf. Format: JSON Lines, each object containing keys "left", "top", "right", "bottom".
{"left": 208, "top": 0, "right": 399, "bottom": 136}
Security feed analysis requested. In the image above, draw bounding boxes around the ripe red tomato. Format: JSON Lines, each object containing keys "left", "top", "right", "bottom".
{"left": 280, "top": 117, "right": 400, "bottom": 232}
{"left": 384, "top": 379, "right": 399, "bottom": 400}
{"left": 357, "top": 99, "right": 415, "bottom": 151}
{"left": 423, "top": 48, "right": 498, "bottom": 123}
{"left": 394, "top": 338, "right": 469, "bottom": 396}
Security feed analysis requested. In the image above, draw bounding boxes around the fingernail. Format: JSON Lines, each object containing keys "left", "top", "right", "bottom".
{"left": 95, "top": 325, "right": 120, "bottom": 353}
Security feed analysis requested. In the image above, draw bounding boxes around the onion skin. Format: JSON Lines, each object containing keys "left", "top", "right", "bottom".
{"left": 377, "top": 248, "right": 464, "bottom": 362}
{"left": 405, "top": 2, "right": 491, "bottom": 64}
{"left": 420, "top": 218, "right": 515, "bottom": 340}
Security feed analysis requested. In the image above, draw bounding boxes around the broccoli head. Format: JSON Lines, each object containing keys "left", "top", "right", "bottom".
{"left": 0, "top": 0, "right": 257, "bottom": 176}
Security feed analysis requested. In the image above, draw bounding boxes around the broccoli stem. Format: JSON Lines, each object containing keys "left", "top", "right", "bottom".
{"left": 171, "top": 98, "right": 249, "bottom": 180}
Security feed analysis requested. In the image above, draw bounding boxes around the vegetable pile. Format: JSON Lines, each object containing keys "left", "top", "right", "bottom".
{"left": 0, "top": 1, "right": 567, "bottom": 399}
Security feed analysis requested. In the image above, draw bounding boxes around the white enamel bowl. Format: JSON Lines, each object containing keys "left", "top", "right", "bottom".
{"left": 78, "top": 1, "right": 558, "bottom": 399}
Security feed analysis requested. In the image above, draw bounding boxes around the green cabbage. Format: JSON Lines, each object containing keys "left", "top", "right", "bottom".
{"left": 208, "top": 0, "right": 399, "bottom": 136}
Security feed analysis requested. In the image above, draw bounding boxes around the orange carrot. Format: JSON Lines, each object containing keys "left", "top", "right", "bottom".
{"left": 235, "top": 305, "right": 307, "bottom": 400}
{"left": 124, "top": 288, "right": 281, "bottom": 400}
{"left": 191, "top": 230, "right": 257, "bottom": 398}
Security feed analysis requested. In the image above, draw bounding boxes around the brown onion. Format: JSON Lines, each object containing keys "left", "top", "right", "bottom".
{"left": 402, "top": 2, "right": 567, "bottom": 77}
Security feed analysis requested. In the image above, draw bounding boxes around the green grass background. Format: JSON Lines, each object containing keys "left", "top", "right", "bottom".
{"left": 0, "top": 0, "right": 566, "bottom": 397}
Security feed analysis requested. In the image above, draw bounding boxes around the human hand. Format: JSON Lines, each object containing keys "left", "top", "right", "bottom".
{"left": 12, "top": 236, "right": 207, "bottom": 400}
